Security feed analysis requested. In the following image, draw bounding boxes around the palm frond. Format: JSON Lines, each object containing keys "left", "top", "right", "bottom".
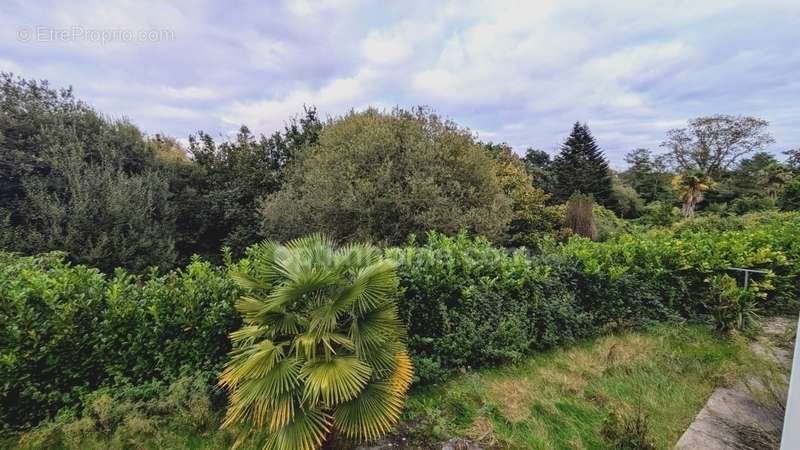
{"left": 300, "top": 356, "right": 372, "bottom": 405}
{"left": 221, "top": 235, "right": 412, "bottom": 450}
{"left": 350, "top": 260, "right": 398, "bottom": 314}
{"left": 332, "top": 381, "right": 405, "bottom": 441}
{"left": 262, "top": 406, "right": 331, "bottom": 450}
{"left": 231, "top": 270, "right": 271, "bottom": 291}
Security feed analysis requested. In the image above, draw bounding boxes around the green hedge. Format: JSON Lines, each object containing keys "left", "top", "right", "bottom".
{"left": 387, "top": 233, "right": 593, "bottom": 383}
{"left": 563, "top": 211, "right": 800, "bottom": 316}
{"left": 2, "top": 212, "right": 799, "bottom": 430}
{"left": 0, "top": 253, "right": 240, "bottom": 430}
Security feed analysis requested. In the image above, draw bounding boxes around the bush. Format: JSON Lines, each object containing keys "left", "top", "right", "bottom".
{"left": 4, "top": 214, "right": 799, "bottom": 434}
{"left": 14, "top": 375, "right": 231, "bottom": 450}
{"left": 388, "top": 232, "right": 593, "bottom": 383}
{"left": 0, "top": 74, "right": 178, "bottom": 273}
{"left": 638, "top": 201, "right": 680, "bottom": 226}
{"left": 260, "top": 107, "right": 512, "bottom": 245}
{"left": 561, "top": 211, "right": 800, "bottom": 320}
{"left": 729, "top": 195, "right": 776, "bottom": 215}
{"left": 780, "top": 176, "right": 800, "bottom": 211}
{"left": 704, "top": 274, "right": 765, "bottom": 333}
{"left": 0, "top": 252, "right": 240, "bottom": 430}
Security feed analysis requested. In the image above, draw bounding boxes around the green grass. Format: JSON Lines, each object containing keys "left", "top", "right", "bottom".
{"left": 397, "top": 324, "right": 748, "bottom": 450}
{"left": 7, "top": 324, "right": 749, "bottom": 450}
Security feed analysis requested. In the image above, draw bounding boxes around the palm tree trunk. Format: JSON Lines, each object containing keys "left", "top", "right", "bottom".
{"left": 682, "top": 197, "right": 696, "bottom": 217}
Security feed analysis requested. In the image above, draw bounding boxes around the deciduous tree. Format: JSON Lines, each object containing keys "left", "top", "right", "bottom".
{"left": 661, "top": 115, "right": 774, "bottom": 178}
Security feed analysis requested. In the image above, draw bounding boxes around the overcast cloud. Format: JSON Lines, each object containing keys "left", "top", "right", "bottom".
{"left": 2, "top": 0, "right": 798, "bottom": 166}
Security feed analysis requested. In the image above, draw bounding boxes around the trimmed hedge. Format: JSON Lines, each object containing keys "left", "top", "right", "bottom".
{"left": 387, "top": 233, "right": 592, "bottom": 383}
{"left": 563, "top": 211, "right": 800, "bottom": 316}
{"left": 0, "top": 253, "right": 240, "bottom": 429}
{"left": 2, "top": 212, "right": 799, "bottom": 429}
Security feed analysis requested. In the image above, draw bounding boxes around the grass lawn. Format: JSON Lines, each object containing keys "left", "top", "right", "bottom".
{"left": 395, "top": 324, "right": 748, "bottom": 450}
{"left": 7, "top": 324, "right": 751, "bottom": 450}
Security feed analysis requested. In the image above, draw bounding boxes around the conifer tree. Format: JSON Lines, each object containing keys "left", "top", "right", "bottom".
{"left": 552, "top": 122, "right": 612, "bottom": 205}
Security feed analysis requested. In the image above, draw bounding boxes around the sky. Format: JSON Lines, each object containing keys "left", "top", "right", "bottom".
{"left": 1, "top": 0, "right": 799, "bottom": 167}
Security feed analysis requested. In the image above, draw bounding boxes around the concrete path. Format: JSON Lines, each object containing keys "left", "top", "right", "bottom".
{"left": 675, "top": 318, "right": 794, "bottom": 450}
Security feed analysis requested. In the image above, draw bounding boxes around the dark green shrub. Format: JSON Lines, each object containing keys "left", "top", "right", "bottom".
{"left": 729, "top": 195, "right": 776, "bottom": 215}
{"left": 388, "top": 232, "right": 592, "bottom": 383}
{"left": 780, "top": 176, "right": 800, "bottom": 211}
{"left": 0, "top": 253, "right": 108, "bottom": 429}
{"left": 0, "top": 252, "right": 240, "bottom": 430}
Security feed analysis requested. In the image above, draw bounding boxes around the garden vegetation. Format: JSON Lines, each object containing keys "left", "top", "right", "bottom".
{"left": 2, "top": 73, "right": 799, "bottom": 448}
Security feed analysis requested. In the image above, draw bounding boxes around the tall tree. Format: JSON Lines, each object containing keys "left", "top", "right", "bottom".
{"left": 672, "top": 171, "right": 713, "bottom": 217}
{"left": 522, "top": 148, "right": 556, "bottom": 194}
{"left": 490, "top": 145, "right": 561, "bottom": 247}
{"left": 784, "top": 148, "right": 800, "bottom": 173}
{"left": 260, "top": 107, "right": 512, "bottom": 244}
{"left": 186, "top": 108, "right": 322, "bottom": 259}
{"left": 621, "top": 148, "right": 672, "bottom": 203}
{"left": 661, "top": 115, "right": 774, "bottom": 178}
{"left": 728, "top": 152, "right": 789, "bottom": 199}
{"left": 0, "top": 73, "right": 176, "bottom": 272}
{"left": 552, "top": 122, "right": 612, "bottom": 205}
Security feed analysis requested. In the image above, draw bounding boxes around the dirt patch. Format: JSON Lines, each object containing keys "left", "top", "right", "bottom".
{"left": 485, "top": 377, "right": 536, "bottom": 422}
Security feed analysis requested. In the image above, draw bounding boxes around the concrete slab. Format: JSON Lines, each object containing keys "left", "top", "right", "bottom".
{"left": 675, "top": 318, "right": 793, "bottom": 450}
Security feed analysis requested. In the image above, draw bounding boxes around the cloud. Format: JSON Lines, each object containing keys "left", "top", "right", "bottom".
{"left": 0, "top": 0, "right": 798, "bottom": 166}
{"left": 0, "top": 58, "right": 21, "bottom": 73}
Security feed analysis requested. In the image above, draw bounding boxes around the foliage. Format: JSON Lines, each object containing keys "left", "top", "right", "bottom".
{"left": 609, "top": 176, "right": 645, "bottom": 219}
{"left": 704, "top": 274, "right": 765, "bottom": 333}
{"left": 552, "top": 122, "right": 613, "bottom": 206}
{"left": 566, "top": 194, "right": 597, "bottom": 240}
{"left": 388, "top": 232, "right": 592, "bottom": 383}
{"left": 0, "top": 252, "right": 240, "bottom": 430}
{"left": 672, "top": 171, "right": 713, "bottom": 217}
{"left": 661, "top": 115, "right": 774, "bottom": 178}
{"left": 780, "top": 176, "right": 800, "bottom": 211}
{"left": 260, "top": 108, "right": 512, "bottom": 245}
{"left": 0, "top": 73, "right": 177, "bottom": 272}
{"left": 490, "top": 146, "right": 562, "bottom": 248}
{"left": 562, "top": 211, "right": 800, "bottom": 317}
{"left": 23, "top": 159, "right": 176, "bottom": 273}
{"left": 785, "top": 148, "right": 800, "bottom": 173}
{"left": 638, "top": 201, "right": 680, "bottom": 226}
{"left": 521, "top": 148, "right": 555, "bottom": 194}
{"left": 621, "top": 148, "right": 672, "bottom": 204}
{"left": 220, "top": 235, "right": 413, "bottom": 449}
{"left": 185, "top": 109, "right": 321, "bottom": 259}
{"left": 727, "top": 152, "right": 789, "bottom": 199}
{"left": 729, "top": 195, "right": 777, "bottom": 215}
{"left": 13, "top": 376, "right": 234, "bottom": 450}
{"left": 593, "top": 203, "right": 629, "bottom": 241}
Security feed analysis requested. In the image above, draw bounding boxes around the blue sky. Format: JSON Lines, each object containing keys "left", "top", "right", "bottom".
{"left": 2, "top": 0, "right": 798, "bottom": 167}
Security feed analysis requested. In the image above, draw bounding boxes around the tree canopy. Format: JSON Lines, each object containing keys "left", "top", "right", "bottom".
{"left": 552, "top": 122, "right": 613, "bottom": 206}
{"left": 661, "top": 115, "right": 774, "bottom": 178}
{"left": 260, "top": 108, "right": 512, "bottom": 244}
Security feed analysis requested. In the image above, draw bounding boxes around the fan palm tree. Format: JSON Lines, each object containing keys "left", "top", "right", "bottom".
{"left": 220, "top": 234, "right": 413, "bottom": 450}
{"left": 762, "top": 169, "right": 790, "bottom": 200}
{"left": 672, "top": 171, "right": 713, "bottom": 217}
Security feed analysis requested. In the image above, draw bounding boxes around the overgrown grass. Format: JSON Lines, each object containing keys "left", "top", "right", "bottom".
{"left": 396, "top": 324, "right": 749, "bottom": 450}
{"left": 5, "top": 324, "right": 751, "bottom": 450}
